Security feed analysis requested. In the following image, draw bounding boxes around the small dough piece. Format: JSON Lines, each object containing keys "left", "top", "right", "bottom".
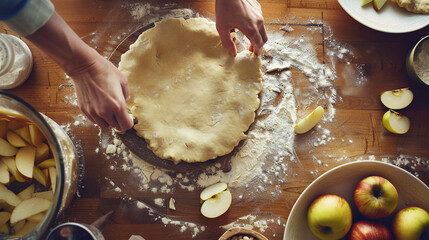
{"left": 119, "top": 18, "right": 262, "bottom": 164}
{"left": 391, "top": 0, "right": 429, "bottom": 14}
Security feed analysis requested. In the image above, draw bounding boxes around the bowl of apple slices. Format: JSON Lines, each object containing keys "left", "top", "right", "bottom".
{"left": 283, "top": 160, "right": 429, "bottom": 240}
{"left": 0, "top": 91, "right": 78, "bottom": 239}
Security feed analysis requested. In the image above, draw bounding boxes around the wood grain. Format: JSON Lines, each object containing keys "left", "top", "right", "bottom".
{"left": 1, "top": 0, "right": 428, "bottom": 239}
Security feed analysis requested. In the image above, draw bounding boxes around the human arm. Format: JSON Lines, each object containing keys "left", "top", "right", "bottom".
{"left": 26, "top": 13, "right": 133, "bottom": 131}
{"left": 215, "top": 0, "right": 268, "bottom": 56}
{"left": 1, "top": 0, "right": 133, "bottom": 131}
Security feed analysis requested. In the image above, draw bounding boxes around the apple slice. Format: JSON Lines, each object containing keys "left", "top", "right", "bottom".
{"left": 0, "top": 220, "right": 9, "bottom": 234}
{"left": 35, "top": 143, "right": 50, "bottom": 163}
{"left": 7, "top": 120, "right": 25, "bottom": 131}
{"left": 48, "top": 167, "right": 57, "bottom": 192}
{"left": 15, "top": 146, "right": 36, "bottom": 182}
{"left": 0, "top": 160, "right": 10, "bottom": 184}
{"left": 32, "top": 190, "right": 53, "bottom": 201}
{"left": 200, "top": 182, "right": 232, "bottom": 218}
{"left": 294, "top": 106, "right": 324, "bottom": 134}
{"left": 0, "top": 212, "right": 11, "bottom": 228}
{"left": 17, "top": 184, "right": 35, "bottom": 201}
{"left": 37, "top": 158, "right": 55, "bottom": 169}
{"left": 362, "top": 0, "right": 373, "bottom": 6}
{"left": 10, "top": 221, "right": 39, "bottom": 238}
{"left": 0, "top": 120, "right": 8, "bottom": 139}
{"left": 29, "top": 124, "right": 44, "bottom": 147}
{"left": 10, "top": 197, "right": 51, "bottom": 224}
{"left": 373, "top": 0, "right": 388, "bottom": 11}
{"left": 0, "top": 138, "right": 18, "bottom": 157}
{"left": 1, "top": 157, "right": 26, "bottom": 182}
{"left": 380, "top": 88, "right": 413, "bottom": 110}
{"left": 6, "top": 131, "right": 27, "bottom": 148}
{"left": 33, "top": 166, "right": 48, "bottom": 187}
{"left": 13, "top": 126, "right": 31, "bottom": 144}
{"left": 27, "top": 212, "right": 45, "bottom": 223}
{"left": 382, "top": 110, "right": 410, "bottom": 134}
{"left": 0, "top": 183, "right": 22, "bottom": 207}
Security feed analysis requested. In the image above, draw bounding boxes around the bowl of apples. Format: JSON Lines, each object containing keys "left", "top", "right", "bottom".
{"left": 0, "top": 91, "right": 78, "bottom": 239}
{"left": 284, "top": 160, "right": 429, "bottom": 240}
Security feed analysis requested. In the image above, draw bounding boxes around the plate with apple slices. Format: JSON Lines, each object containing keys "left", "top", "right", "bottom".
{"left": 337, "top": 0, "right": 429, "bottom": 33}
{"left": 283, "top": 160, "right": 429, "bottom": 240}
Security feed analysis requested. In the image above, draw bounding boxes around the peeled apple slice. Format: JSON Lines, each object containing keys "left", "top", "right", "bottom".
{"left": 382, "top": 110, "right": 410, "bottom": 134}
{"left": 294, "top": 106, "right": 324, "bottom": 134}
{"left": 380, "top": 88, "right": 413, "bottom": 110}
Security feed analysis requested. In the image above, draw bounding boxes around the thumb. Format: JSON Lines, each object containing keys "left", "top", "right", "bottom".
{"left": 218, "top": 28, "right": 237, "bottom": 57}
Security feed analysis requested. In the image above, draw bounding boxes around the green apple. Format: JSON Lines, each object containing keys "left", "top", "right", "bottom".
{"left": 382, "top": 110, "right": 410, "bottom": 134}
{"left": 373, "top": 0, "right": 388, "bottom": 11}
{"left": 393, "top": 206, "right": 429, "bottom": 240}
{"left": 307, "top": 194, "right": 353, "bottom": 240}
{"left": 294, "top": 106, "right": 324, "bottom": 134}
{"left": 380, "top": 88, "right": 413, "bottom": 110}
{"left": 353, "top": 176, "right": 398, "bottom": 219}
{"left": 200, "top": 182, "right": 232, "bottom": 218}
{"left": 362, "top": 0, "right": 373, "bottom": 6}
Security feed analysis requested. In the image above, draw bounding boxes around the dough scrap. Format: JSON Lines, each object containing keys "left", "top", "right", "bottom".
{"left": 118, "top": 18, "right": 263, "bottom": 164}
{"left": 391, "top": 0, "right": 429, "bottom": 14}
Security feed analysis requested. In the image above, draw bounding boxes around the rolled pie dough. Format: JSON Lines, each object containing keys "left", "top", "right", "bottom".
{"left": 118, "top": 18, "right": 263, "bottom": 164}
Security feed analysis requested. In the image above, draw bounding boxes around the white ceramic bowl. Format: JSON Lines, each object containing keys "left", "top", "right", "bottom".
{"left": 284, "top": 160, "right": 429, "bottom": 239}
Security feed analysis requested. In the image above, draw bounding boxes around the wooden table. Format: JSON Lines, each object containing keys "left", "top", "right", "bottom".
{"left": 1, "top": 0, "right": 429, "bottom": 239}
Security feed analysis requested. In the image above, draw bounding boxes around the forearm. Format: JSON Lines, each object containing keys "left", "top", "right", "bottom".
{"left": 26, "top": 12, "right": 99, "bottom": 76}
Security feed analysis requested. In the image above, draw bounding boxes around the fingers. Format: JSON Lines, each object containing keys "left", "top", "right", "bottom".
{"left": 244, "top": 22, "right": 267, "bottom": 56}
{"left": 217, "top": 25, "right": 237, "bottom": 56}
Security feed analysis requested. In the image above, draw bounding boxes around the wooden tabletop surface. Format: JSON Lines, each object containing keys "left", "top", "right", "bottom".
{"left": 1, "top": 0, "right": 429, "bottom": 239}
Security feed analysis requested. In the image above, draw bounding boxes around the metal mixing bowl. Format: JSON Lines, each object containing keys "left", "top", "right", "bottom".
{"left": 406, "top": 35, "right": 429, "bottom": 89}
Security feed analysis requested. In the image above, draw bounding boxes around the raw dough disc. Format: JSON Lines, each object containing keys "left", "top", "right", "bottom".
{"left": 118, "top": 18, "right": 263, "bottom": 164}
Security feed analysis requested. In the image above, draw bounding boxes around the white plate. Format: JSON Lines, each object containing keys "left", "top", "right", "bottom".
{"left": 338, "top": 0, "right": 429, "bottom": 33}
{"left": 283, "top": 160, "right": 429, "bottom": 239}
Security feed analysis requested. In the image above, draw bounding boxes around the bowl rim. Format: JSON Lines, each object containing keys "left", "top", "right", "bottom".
{"left": 0, "top": 90, "right": 65, "bottom": 240}
{"left": 406, "top": 35, "right": 429, "bottom": 88}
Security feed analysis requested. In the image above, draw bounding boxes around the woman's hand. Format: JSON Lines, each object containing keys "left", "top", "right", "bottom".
{"left": 215, "top": 0, "right": 268, "bottom": 56}
{"left": 68, "top": 53, "right": 133, "bottom": 131}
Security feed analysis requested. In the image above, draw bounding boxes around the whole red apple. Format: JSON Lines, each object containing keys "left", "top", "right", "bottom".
{"left": 353, "top": 176, "right": 398, "bottom": 219}
{"left": 349, "top": 221, "right": 392, "bottom": 240}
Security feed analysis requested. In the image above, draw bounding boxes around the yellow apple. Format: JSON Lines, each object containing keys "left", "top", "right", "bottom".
{"left": 0, "top": 160, "right": 10, "bottom": 184}
{"left": 382, "top": 110, "right": 410, "bottom": 134}
{"left": 28, "top": 124, "right": 44, "bottom": 147}
{"left": 1, "top": 157, "right": 26, "bottom": 182}
{"left": 0, "top": 183, "right": 22, "bottom": 207}
{"left": 15, "top": 146, "right": 36, "bottom": 182}
{"left": 17, "top": 184, "right": 35, "bottom": 201}
{"left": 294, "top": 106, "right": 324, "bottom": 134}
{"left": 36, "top": 158, "right": 55, "bottom": 169}
{"left": 200, "top": 182, "right": 232, "bottom": 218}
{"left": 380, "top": 88, "right": 413, "bottom": 110}
{"left": 393, "top": 206, "right": 429, "bottom": 240}
{"left": 307, "top": 194, "right": 353, "bottom": 240}
{"left": 0, "top": 138, "right": 18, "bottom": 157}
{"left": 10, "top": 197, "right": 51, "bottom": 224}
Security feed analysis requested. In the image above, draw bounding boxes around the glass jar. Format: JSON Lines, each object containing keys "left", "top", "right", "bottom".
{"left": 0, "top": 91, "right": 78, "bottom": 239}
{"left": 0, "top": 33, "right": 33, "bottom": 89}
